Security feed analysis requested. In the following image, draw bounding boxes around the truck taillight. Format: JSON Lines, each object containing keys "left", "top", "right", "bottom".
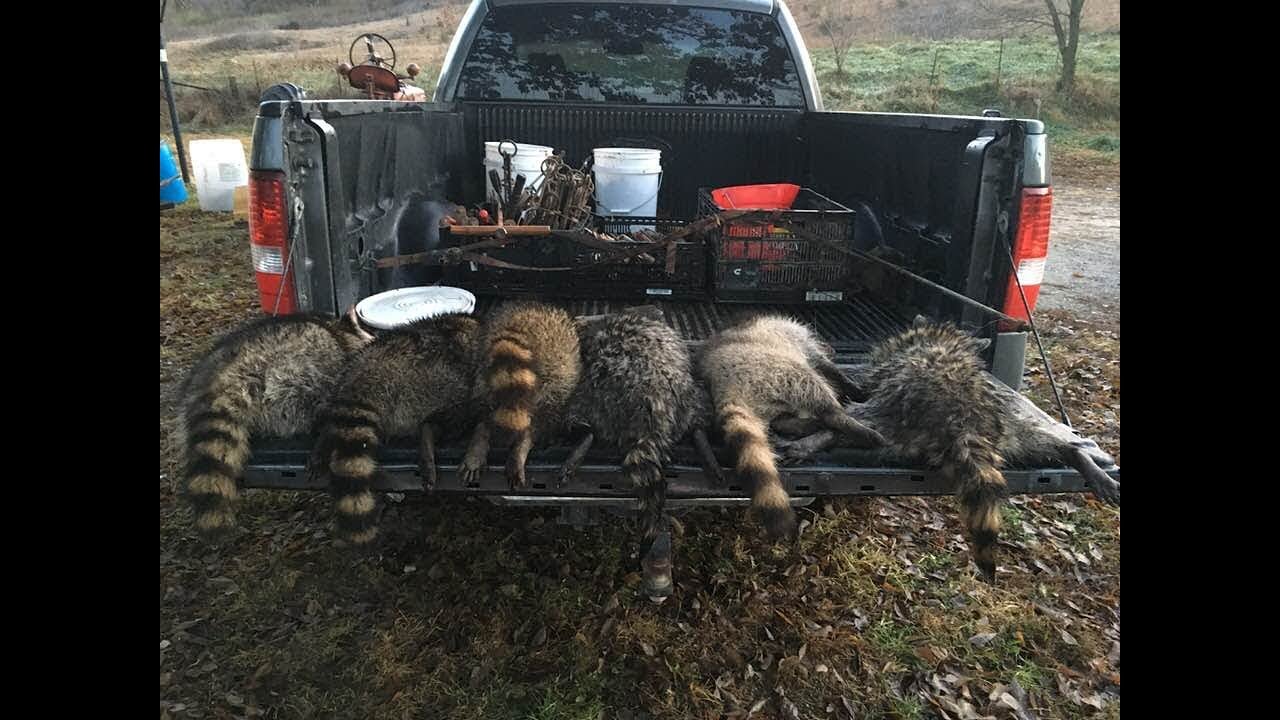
{"left": 248, "top": 170, "right": 297, "bottom": 315}
{"left": 1000, "top": 187, "right": 1052, "bottom": 330}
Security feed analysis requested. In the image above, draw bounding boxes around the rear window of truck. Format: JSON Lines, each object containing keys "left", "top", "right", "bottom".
{"left": 457, "top": 4, "right": 805, "bottom": 107}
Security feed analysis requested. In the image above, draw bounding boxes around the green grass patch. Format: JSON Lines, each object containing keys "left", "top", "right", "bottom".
{"left": 814, "top": 33, "right": 1119, "bottom": 170}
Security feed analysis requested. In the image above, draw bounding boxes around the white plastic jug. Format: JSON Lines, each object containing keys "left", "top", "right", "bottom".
{"left": 190, "top": 139, "right": 248, "bottom": 212}
{"left": 592, "top": 147, "right": 662, "bottom": 231}
{"left": 483, "top": 141, "right": 555, "bottom": 204}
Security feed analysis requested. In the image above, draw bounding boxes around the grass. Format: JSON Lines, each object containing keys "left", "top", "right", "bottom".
{"left": 813, "top": 33, "right": 1120, "bottom": 178}
{"left": 166, "top": 0, "right": 432, "bottom": 40}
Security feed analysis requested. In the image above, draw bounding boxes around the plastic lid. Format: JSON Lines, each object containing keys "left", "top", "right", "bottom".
{"left": 355, "top": 286, "right": 476, "bottom": 330}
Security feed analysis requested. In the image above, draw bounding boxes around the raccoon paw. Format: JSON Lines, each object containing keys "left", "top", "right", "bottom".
{"left": 1090, "top": 474, "right": 1121, "bottom": 507}
{"left": 774, "top": 437, "right": 815, "bottom": 466}
{"left": 506, "top": 457, "right": 528, "bottom": 490}
{"left": 418, "top": 454, "right": 439, "bottom": 491}
{"left": 305, "top": 451, "right": 326, "bottom": 484}
{"left": 458, "top": 459, "right": 484, "bottom": 486}
{"left": 847, "top": 421, "right": 886, "bottom": 449}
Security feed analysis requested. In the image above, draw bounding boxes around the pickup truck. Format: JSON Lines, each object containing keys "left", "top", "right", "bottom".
{"left": 241, "top": 0, "right": 1118, "bottom": 547}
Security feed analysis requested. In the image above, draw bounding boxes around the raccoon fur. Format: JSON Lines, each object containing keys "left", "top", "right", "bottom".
{"left": 772, "top": 316, "right": 1120, "bottom": 581}
{"left": 696, "top": 314, "right": 885, "bottom": 540}
{"left": 564, "top": 309, "right": 712, "bottom": 590}
{"left": 311, "top": 313, "right": 482, "bottom": 545}
{"left": 460, "top": 302, "right": 581, "bottom": 490}
{"left": 177, "top": 309, "right": 374, "bottom": 538}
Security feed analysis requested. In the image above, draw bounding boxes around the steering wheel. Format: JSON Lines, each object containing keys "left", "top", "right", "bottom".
{"left": 349, "top": 33, "right": 396, "bottom": 70}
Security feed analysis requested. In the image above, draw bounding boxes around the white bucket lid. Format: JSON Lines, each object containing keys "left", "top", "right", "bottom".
{"left": 355, "top": 286, "right": 476, "bottom": 330}
{"left": 594, "top": 147, "right": 661, "bottom": 158}
{"left": 485, "top": 141, "right": 554, "bottom": 158}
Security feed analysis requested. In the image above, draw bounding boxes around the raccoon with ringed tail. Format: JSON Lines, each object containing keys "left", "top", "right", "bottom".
{"left": 772, "top": 316, "right": 1120, "bottom": 581}
{"left": 696, "top": 314, "right": 885, "bottom": 541}
{"left": 177, "top": 309, "right": 374, "bottom": 539}
{"left": 310, "top": 312, "right": 482, "bottom": 546}
{"left": 558, "top": 307, "right": 716, "bottom": 597}
{"left": 460, "top": 302, "right": 581, "bottom": 490}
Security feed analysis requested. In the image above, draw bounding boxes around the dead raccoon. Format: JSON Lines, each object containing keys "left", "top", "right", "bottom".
{"left": 460, "top": 302, "right": 581, "bottom": 490}
{"left": 559, "top": 308, "right": 715, "bottom": 595}
{"left": 696, "top": 314, "right": 885, "bottom": 540}
{"left": 310, "top": 313, "right": 482, "bottom": 545}
{"left": 178, "top": 309, "right": 374, "bottom": 538}
{"left": 773, "top": 316, "right": 1121, "bottom": 581}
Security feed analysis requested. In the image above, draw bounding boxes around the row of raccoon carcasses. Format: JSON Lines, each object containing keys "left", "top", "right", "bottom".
{"left": 175, "top": 303, "right": 1117, "bottom": 584}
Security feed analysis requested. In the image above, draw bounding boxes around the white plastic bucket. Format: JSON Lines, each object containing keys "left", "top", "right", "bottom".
{"left": 592, "top": 147, "right": 662, "bottom": 231}
{"left": 189, "top": 139, "right": 248, "bottom": 212}
{"left": 483, "top": 141, "right": 555, "bottom": 204}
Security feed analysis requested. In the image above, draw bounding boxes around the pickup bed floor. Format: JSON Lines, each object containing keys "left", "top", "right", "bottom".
{"left": 471, "top": 295, "right": 908, "bottom": 360}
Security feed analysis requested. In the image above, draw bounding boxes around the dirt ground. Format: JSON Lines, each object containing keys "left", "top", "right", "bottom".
{"left": 159, "top": 172, "right": 1120, "bottom": 719}
{"left": 1038, "top": 181, "right": 1120, "bottom": 319}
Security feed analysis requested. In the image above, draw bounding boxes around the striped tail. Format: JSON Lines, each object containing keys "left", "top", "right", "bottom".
{"left": 625, "top": 437, "right": 668, "bottom": 556}
{"left": 315, "top": 402, "right": 384, "bottom": 546}
{"left": 182, "top": 391, "right": 254, "bottom": 538}
{"left": 720, "top": 402, "right": 795, "bottom": 540}
{"left": 946, "top": 433, "right": 1007, "bottom": 581}
{"left": 487, "top": 335, "right": 538, "bottom": 434}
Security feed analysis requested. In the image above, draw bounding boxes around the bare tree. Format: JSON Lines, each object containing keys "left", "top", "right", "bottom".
{"left": 976, "top": 0, "right": 1086, "bottom": 94}
{"left": 815, "top": 1, "right": 857, "bottom": 77}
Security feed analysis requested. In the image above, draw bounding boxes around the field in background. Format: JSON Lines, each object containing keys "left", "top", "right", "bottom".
{"left": 160, "top": 1, "right": 1118, "bottom": 179}
{"left": 812, "top": 33, "right": 1119, "bottom": 178}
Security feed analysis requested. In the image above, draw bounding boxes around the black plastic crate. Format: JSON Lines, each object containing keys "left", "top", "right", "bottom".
{"left": 440, "top": 217, "right": 709, "bottom": 301}
{"left": 557, "top": 217, "right": 709, "bottom": 300}
{"left": 698, "top": 187, "right": 855, "bottom": 303}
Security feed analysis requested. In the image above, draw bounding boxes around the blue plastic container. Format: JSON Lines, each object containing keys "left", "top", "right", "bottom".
{"left": 160, "top": 139, "right": 188, "bottom": 205}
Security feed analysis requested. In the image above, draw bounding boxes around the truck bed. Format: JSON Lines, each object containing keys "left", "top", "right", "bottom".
{"left": 241, "top": 299, "right": 1119, "bottom": 501}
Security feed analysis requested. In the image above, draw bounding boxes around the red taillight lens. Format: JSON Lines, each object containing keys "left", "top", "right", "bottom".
{"left": 1000, "top": 187, "right": 1052, "bottom": 330}
{"left": 248, "top": 170, "right": 297, "bottom": 315}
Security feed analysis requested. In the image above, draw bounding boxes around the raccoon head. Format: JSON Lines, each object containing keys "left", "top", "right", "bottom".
{"left": 333, "top": 307, "right": 376, "bottom": 352}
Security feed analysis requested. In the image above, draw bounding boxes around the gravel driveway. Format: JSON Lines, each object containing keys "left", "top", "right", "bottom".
{"left": 1037, "top": 180, "right": 1120, "bottom": 318}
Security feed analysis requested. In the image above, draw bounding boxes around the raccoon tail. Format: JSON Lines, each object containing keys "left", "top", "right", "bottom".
{"left": 625, "top": 436, "right": 668, "bottom": 556}
{"left": 182, "top": 391, "right": 253, "bottom": 538}
{"left": 316, "top": 401, "right": 384, "bottom": 545}
{"left": 487, "top": 334, "right": 538, "bottom": 434}
{"left": 719, "top": 402, "right": 795, "bottom": 540}
{"left": 946, "top": 433, "right": 1007, "bottom": 581}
